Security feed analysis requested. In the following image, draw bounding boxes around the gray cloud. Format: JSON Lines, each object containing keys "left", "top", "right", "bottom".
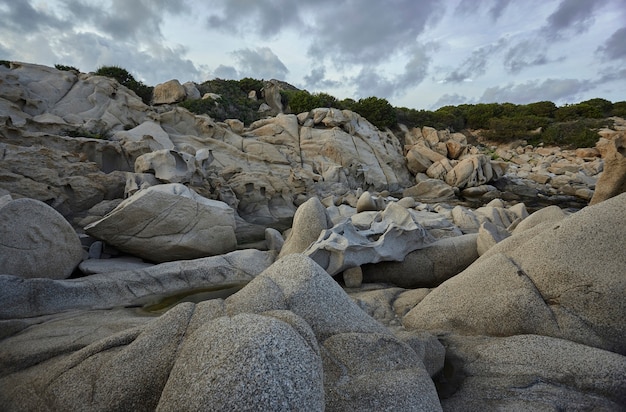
{"left": 351, "top": 45, "right": 433, "bottom": 100}
{"left": 307, "top": 0, "right": 443, "bottom": 65}
{"left": 60, "top": 0, "right": 189, "bottom": 42}
{"left": 596, "top": 27, "right": 626, "bottom": 60}
{"left": 455, "top": 0, "right": 515, "bottom": 21}
{"left": 431, "top": 93, "right": 473, "bottom": 110}
{"left": 444, "top": 38, "right": 508, "bottom": 82}
{"left": 479, "top": 78, "right": 595, "bottom": 104}
{"left": 230, "top": 47, "right": 288, "bottom": 80}
{"left": 303, "top": 66, "right": 341, "bottom": 90}
{"left": 542, "top": 0, "right": 605, "bottom": 40}
{"left": 206, "top": 0, "right": 306, "bottom": 37}
{"left": 0, "top": 0, "right": 64, "bottom": 33}
{"left": 213, "top": 65, "right": 239, "bottom": 79}
{"left": 503, "top": 40, "right": 553, "bottom": 74}
{"left": 205, "top": 0, "right": 443, "bottom": 65}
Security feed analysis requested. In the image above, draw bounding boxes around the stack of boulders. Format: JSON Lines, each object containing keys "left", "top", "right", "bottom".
{"left": 401, "top": 126, "right": 508, "bottom": 203}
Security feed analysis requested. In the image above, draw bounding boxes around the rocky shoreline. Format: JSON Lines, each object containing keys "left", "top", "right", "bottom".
{"left": 1, "top": 62, "right": 625, "bottom": 410}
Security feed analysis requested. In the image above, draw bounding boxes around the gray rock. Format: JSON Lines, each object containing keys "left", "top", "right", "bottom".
{"left": 78, "top": 256, "right": 154, "bottom": 275}
{"left": 356, "top": 191, "right": 378, "bottom": 212}
{"left": 152, "top": 79, "right": 187, "bottom": 104}
{"left": 157, "top": 312, "right": 324, "bottom": 411}
{"left": 589, "top": 130, "right": 626, "bottom": 205}
{"left": 439, "top": 334, "right": 626, "bottom": 410}
{"left": 0, "top": 198, "right": 83, "bottom": 279}
{"left": 513, "top": 204, "right": 567, "bottom": 233}
{"left": 278, "top": 196, "right": 330, "bottom": 258}
{"left": 225, "top": 254, "right": 442, "bottom": 410}
{"left": 362, "top": 234, "right": 479, "bottom": 288}
{"left": 0, "top": 249, "right": 274, "bottom": 319}
{"left": 305, "top": 202, "right": 435, "bottom": 276}
{"left": 476, "top": 221, "right": 510, "bottom": 256}
{"left": 264, "top": 227, "right": 285, "bottom": 252}
{"left": 0, "top": 303, "right": 198, "bottom": 411}
{"left": 404, "top": 193, "right": 626, "bottom": 354}
{"left": 85, "top": 183, "right": 237, "bottom": 262}
{"left": 343, "top": 266, "right": 363, "bottom": 288}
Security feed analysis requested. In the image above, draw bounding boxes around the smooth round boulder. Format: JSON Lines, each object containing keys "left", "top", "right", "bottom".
{"left": 0, "top": 198, "right": 83, "bottom": 279}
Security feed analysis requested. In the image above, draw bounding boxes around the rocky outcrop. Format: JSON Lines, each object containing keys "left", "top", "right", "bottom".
{"left": 402, "top": 126, "right": 506, "bottom": 198}
{"left": 85, "top": 183, "right": 237, "bottom": 262}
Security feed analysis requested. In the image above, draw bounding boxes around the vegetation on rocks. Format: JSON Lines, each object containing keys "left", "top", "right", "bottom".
{"left": 55, "top": 64, "right": 79, "bottom": 72}
{"left": 182, "top": 78, "right": 265, "bottom": 124}
{"left": 95, "top": 65, "right": 153, "bottom": 105}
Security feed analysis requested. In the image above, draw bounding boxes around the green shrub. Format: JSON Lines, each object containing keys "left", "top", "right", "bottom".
{"left": 282, "top": 90, "right": 339, "bottom": 113}
{"left": 95, "top": 65, "right": 153, "bottom": 105}
{"left": 611, "top": 101, "right": 626, "bottom": 117}
{"left": 0, "top": 60, "right": 11, "bottom": 68}
{"left": 55, "top": 64, "right": 79, "bottom": 72}
{"left": 182, "top": 78, "right": 263, "bottom": 124}
{"left": 536, "top": 119, "right": 611, "bottom": 148}
{"left": 482, "top": 116, "right": 551, "bottom": 142}
{"left": 352, "top": 96, "right": 397, "bottom": 129}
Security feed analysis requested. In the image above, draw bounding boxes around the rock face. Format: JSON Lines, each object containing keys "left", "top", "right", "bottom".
{"left": 439, "top": 334, "right": 626, "bottom": 410}
{"left": 0, "top": 198, "right": 83, "bottom": 279}
{"left": 225, "top": 254, "right": 442, "bottom": 411}
{"left": 403, "top": 193, "right": 626, "bottom": 354}
{"left": 85, "top": 183, "right": 237, "bottom": 262}
{"left": 589, "top": 129, "right": 626, "bottom": 205}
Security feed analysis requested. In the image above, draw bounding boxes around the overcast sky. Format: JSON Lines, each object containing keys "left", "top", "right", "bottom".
{"left": 1, "top": 0, "right": 625, "bottom": 109}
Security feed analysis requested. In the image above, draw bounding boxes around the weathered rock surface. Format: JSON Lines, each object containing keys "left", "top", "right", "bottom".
{"left": 438, "top": 334, "right": 626, "bottom": 410}
{"left": 305, "top": 203, "right": 435, "bottom": 276}
{"left": 0, "top": 249, "right": 274, "bottom": 319}
{"left": 278, "top": 196, "right": 330, "bottom": 258}
{"left": 0, "top": 198, "right": 83, "bottom": 279}
{"left": 0, "top": 254, "right": 441, "bottom": 411}
{"left": 225, "top": 254, "right": 442, "bottom": 411}
{"left": 589, "top": 128, "right": 626, "bottom": 204}
{"left": 85, "top": 183, "right": 237, "bottom": 262}
{"left": 362, "top": 234, "right": 479, "bottom": 288}
{"left": 158, "top": 312, "right": 325, "bottom": 411}
{"left": 403, "top": 193, "right": 626, "bottom": 354}
{"left": 152, "top": 79, "right": 187, "bottom": 105}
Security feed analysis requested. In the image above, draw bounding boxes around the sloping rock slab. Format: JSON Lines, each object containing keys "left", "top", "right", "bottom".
{"left": 0, "top": 249, "right": 274, "bottom": 319}
{"left": 403, "top": 193, "right": 626, "bottom": 355}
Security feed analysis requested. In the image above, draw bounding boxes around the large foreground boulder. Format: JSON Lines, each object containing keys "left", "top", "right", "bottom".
{"left": 85, "top": 183, "right": 237, "bottom": 262}
{"left": 0, "top": 198, "right": 83, "bottom": 279}
{"left": 403, "top": 193, "right": 626, "bottom": 354}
